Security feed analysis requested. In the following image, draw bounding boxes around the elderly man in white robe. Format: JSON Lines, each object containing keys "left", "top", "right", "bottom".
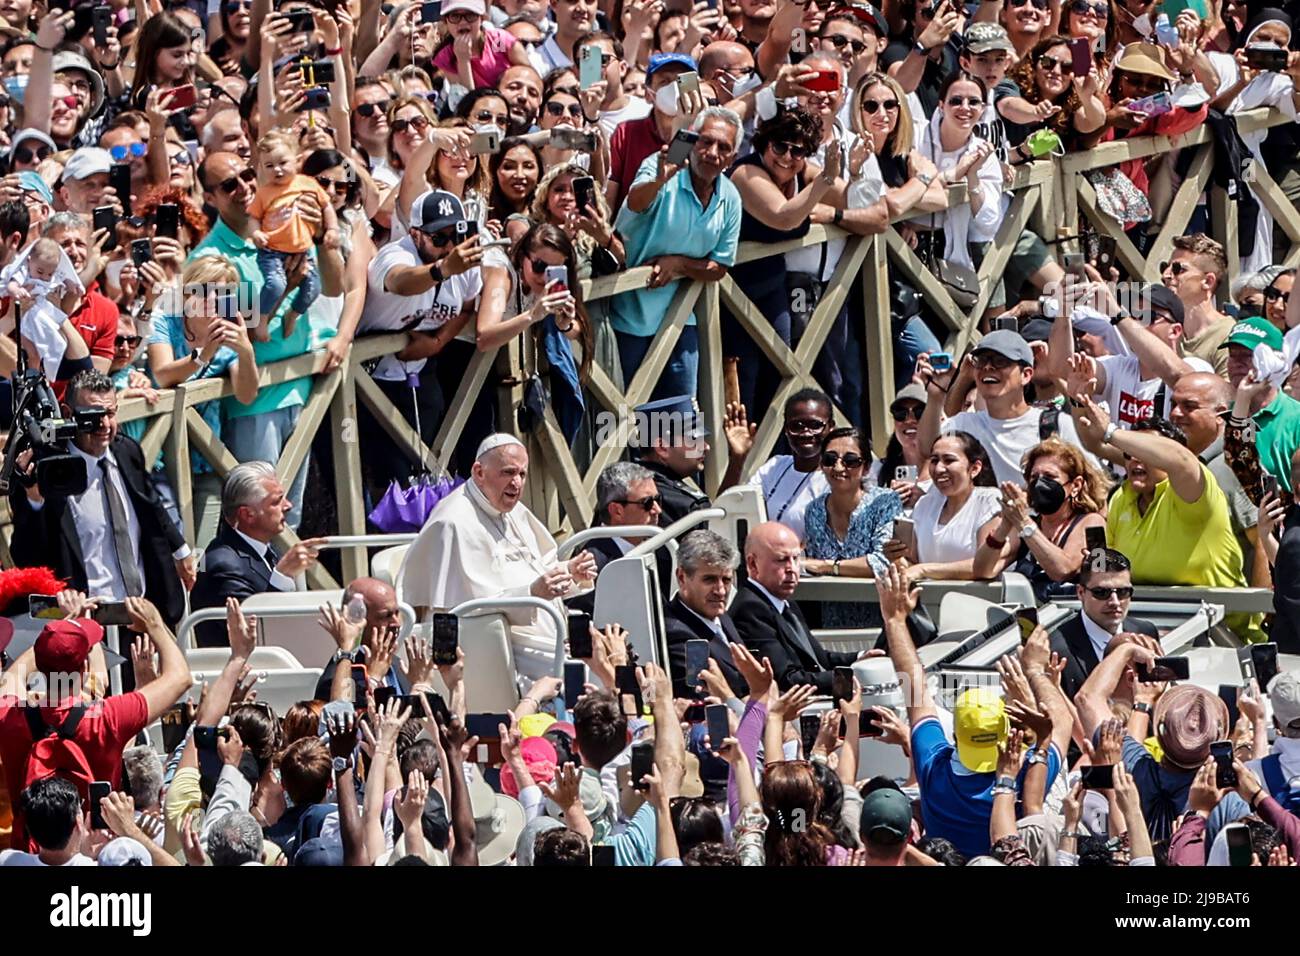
{"left": 399, "top": 433, "right": 598, "bottom": 680}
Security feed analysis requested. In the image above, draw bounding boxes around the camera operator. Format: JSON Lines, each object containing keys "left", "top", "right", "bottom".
{"left": 8, "top": 369, "right": 194, "bottom": 628}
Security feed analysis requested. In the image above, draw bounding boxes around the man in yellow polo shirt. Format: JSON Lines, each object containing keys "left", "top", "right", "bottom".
{"left": 1072, "top": 394, "right": 1265, "bottom": 642}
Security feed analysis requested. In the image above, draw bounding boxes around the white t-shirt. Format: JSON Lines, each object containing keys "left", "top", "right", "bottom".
{"left": 748, "top": 455, "right": 828, "bottom": 543}
{"left": 598, "top": 98, "right": 651, "bottom": 138}
{"left": 0, "top": 849, "right": 96, "bottom": 866}
{"left": 1096, "top": 354, "right": 1214, "bottom": 426}
{"left": 943, "top": 406, "right": 1093, "bottom": 487}
{"left": 358, "top": 236, "right": 483, "bottom": 382}
{"left": 912, "top": 485, "right": 1002, "bottom": 564}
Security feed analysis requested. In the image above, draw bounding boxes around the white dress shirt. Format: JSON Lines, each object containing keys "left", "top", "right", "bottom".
{"left": 232, "top": 527, "right": 297, "bottom": 592}
{"left": 1081, "top": 612, "right": 1119, "bottom": 664}
{"left": 65, "top": 446, "right": 143, "bottom": 602}
{"left": 748, "top": 579, "right": 788, "bottom": 615}
{"left": 682, "top": 601, "right": 725, "bottom": 639}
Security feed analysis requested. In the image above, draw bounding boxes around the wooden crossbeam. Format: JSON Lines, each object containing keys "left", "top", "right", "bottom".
{"left": 1145, "top": 145, "right": 1213, "bottom": 276}
{"left": 273, "top": 369, "right": 340, "bottom": 492}
{"left": 860, "top": 236, "right": 895, "bottom": 459}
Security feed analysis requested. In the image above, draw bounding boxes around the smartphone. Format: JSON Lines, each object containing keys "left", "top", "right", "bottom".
{"left": 1210, "top": 739, "right": 1237, "bottom": 788}
{"left": 464, "top": 712, "right": 510, "bottom": 741}
{"left": 841, "top": 711, "right": 884, "bottom": 737}
{"left": 1093, "top": 234, "right": 1116, "bottom": 269}
{"left": 457, "top": 219, "right": 479, "bottom": 239}
{"left": 92, "top": 4, "right": 112, "bottom": 49}
{"left": 615, "top": 664, "right": 642, "bottom": 717}
{"left": 675, "top": 70, "right": 701, "bottom": 100}
{"left": 567, "top": 611, "right": 593, "bottom": 659}
{"left": 193, "top": 725, "right": 229, "bottom": 750}
{"left": 285, "top": 8, "right": 315, "bottom": 32}
{"left": 300, "top": 87, "right": 331, "bottom": 112}
{"left": 665, "top": 129, "right": 699, "bottom": 167}
{"left": 579, "top": 43, "right": 603, "bottom": 90}
{"left": 1136, "top": 656, "right": 1190, "bottom": 682}
{"left": 299, "top": 59, "right": 336, "bottom": 85}
{"left": 684, "top": 639, "right": 710, "bottom": 694}
{"left": 630, "top": 739, "right": 654, "bottom": 791}
{"left": 893, "top": 516, "right": 915, "bottom": 551}
{"left": 1129, "top": 91, "right": 1172, "bottom": 116}
{"left": 92, "top": 205, "right": 118, "bottom": 252}
{"left": 544, "top": 264, "right": 569, "bottom": 293}
{"left": 160, "top": 704, "right": 194, "bottom": 754}
{"left": 564, "top": 660, "right": 586, "bottom": 708}
{"left": 1245, "top": 46, "right": 1290, "bottom": 72}
{"left": 93, "top": 602, "right": 132, "bottom": 627}
{"left": 791, "top": 27, "right": 807, "bottom": 54}
{"left": 929, "top": 351, "right": 953, "bottom": 373}
{"left": 548, "top": 126, "right": 597, "bottom": 151}
{"left": 89, "top": 781, "right": 111, "bottom": 830}
{"left": 1080, "top": 764, "right": 1114, "bottom": 789}
{"left": 1219, "top": 683, "right": 1240, "bottom": 728}
{"left": 799, "top": 713, "right": 820, "bottom": 755}
{"left": 349, "top": 663, "right": 369, "bottom": 707}
{"left": 130, "top": 238, "right": 152, "bottom": 269}
{"left": 29, "top": 593, "right": 65, "bottom": 620}
{"left": 1250, "top": 643, "right": 1279, "bottom": 692}
{"left": 160, "top": 84, "right": 198, "bottom": 110}
{"left": 421, "top": 0, "right": 442, "bottom": 21}
{"left": 572, "top": 175, "right": 596, "bottom": 216}
{"left": 591, "top": 844, "right": 616, "bottom": 866}
{"left": 1263, "top": 473, "right": 1280, "bottom": 499}
{"left": 1069, "top": 36, "right": 1092, "bottom": 76}
{"left": 470, "top": 125, "right": 501, "bottom": 154}
{"left": 804, "top": 69, "right": 841, "bottom": 93}
{"left": 894, "top": 465, "right": 918, "bottom": 482}
{"left": 1224, "top": 822, "right": 1253, "bottom": 867}
{"left": 110, "top": 162, "right": 132, "bottom": 215}
{"left": 831, "top": 666, "right": 854, "bottom": 704}
{"left": 1085, "top": 526, "right": 1107, "bottom": 553}
{"left": 995, "top": 315, "right": 1019, "bottom": 333}
{"left": 705, "top": 702, "right": 730, "bottom": 751}
{"left": 431, "top": 612, "right": 458, "bottom": 666}
{"left": 1015, "top": 607, "right": 1038, "bottom": 644}
{"left": 1063, "top": 251, "right": 1088, "bottom": 278}
{"left": 154, "top": 203, "right": 179, "bottom": 241}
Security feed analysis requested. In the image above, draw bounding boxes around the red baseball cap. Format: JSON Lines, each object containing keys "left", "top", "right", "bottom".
{"left": 33, "top": 618, "right": 104, "bottom": 674}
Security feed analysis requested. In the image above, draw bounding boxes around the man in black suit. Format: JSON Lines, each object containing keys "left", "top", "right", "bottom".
{"left": 9, "top": 370, "right": 193, "bottom": 627}
{"left": 664, "top": 529, "right": 749, "bottom": 699}
{"left": 729, "top": 521, "right": 858, "bottom": 692}
{"left": 1051, "top": 549, "right": 1159, "bottom": 699}
{"left": 190, "top": 461, "right": 325, "bottom": 646}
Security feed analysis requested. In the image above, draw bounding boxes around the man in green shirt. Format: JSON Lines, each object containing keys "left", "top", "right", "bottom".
{"left": 1225, "top": 317, "right": 1300, "bottom": 484}
{"left": 189, "top": 151, "right": 345, "bottom": 529}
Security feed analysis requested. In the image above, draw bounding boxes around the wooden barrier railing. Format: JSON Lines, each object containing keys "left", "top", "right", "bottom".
{"left": 0, "top": 108, "right": 1288, "bottom": 580}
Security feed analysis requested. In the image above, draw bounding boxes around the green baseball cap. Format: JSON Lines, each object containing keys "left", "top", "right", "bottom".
{"left": 859, "top": 788, "right": 913, "bottom": 843}
{"left": 1222, "top": 315, "right": 1283, "bottom": 352}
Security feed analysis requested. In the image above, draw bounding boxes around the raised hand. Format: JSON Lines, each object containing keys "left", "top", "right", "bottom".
{"left": 226, "top": 597, "right": 258, "bottom": 659}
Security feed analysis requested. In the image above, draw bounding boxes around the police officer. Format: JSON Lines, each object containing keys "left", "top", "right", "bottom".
{"left": 632, "top": 395, "right": 713, "bottom": 525}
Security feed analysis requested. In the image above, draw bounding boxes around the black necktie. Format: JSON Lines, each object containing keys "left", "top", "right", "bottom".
{"left": 99, "top": 459, "right": 144, "bottom": 597}
{"left": 780, "top": 603, "right": 819, "bottom": 662}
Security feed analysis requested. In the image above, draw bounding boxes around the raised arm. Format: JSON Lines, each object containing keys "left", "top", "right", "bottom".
{"left": 1074, "top": 642, "right": 1153, "bottom": 736}
{"left": 441, "top": 719, "right": 479, "bottom": 866}
{"left": 126, "top": 597, "right": 193, "bottom": 724}
{"left": 878, "top": 563, "right": 936, "bottom": 725}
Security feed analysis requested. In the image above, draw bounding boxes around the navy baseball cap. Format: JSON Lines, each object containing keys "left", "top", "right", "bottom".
{"left": 647, "top": 52, "right": 698, "bottom": 77}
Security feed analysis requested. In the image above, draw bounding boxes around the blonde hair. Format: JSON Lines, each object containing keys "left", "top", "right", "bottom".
{"left": 849, "top": 72, "right": 911, "bottom": 158}
{"left": 530, "top": 162, "right": 611, "bottom": 257}
{"left": 182, "top": 254, "right": 240, "bottom": 287}
{"left": 1022, "top": 437, "right": 1112, "bottom": 515}
{"left": 255, "top": 130, "right": 300, "bottom": 158}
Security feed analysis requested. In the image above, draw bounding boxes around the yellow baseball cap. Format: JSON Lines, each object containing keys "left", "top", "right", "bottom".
{"left": 519, "top": 713, "right": 556, "bottom": 738}
{"left": 953, "top": 688, "right": 1008, "bottom": 773}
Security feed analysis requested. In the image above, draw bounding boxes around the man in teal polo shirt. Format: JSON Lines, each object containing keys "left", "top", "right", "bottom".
{"left": 612, "top": 106, "right": 743, "bottom": 401}
{"left": 1225, "top": 316, "right": 1300, "bottom": 483}
{"left": 190, "top": 151, "right": 345, "bottom": 529}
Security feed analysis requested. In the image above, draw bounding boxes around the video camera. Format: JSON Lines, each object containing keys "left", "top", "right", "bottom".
{"left": 0, "top": 369, "right": 106, "bottom": 499}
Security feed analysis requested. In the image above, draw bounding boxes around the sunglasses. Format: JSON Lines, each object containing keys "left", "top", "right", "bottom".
{"left": 474, "top": 109, "right": 508, "bottom": 125}
{"left": 1069, "top": 0, "right": 1108, "bottom": 16}
{"left": 216, "top": 167, "right": 257, "bottom": 193}
{"left": 861, "top": 97, "right": 899, "bottom": 113}
{"left": 428, "top": 229, "right": 461, "bottom": 247}
{"left": 545, "top": 101, "right": 585, "bottom": 117}
{"left": 1009, "top": 0, "right": 1049, "bottom": 8}
{"left": 392, "top": 115, "right": 430, "bottom": 134}
{"left": 769, "top": 140, "right": 811, "bottom": 158}
{"left": 223, "top": 0, "right": 252, "bottom": 10}
{"left": 115, "top": 334, "right": 142, "bottom": 348}
{"left": 1266, "top": 285, "right": 1292, "bottom": 304}
{"left": 822, "top": 451, "right": 866, "bottom": 468}
{"left": 1159, "top": 260, "right": 1194, "bottom": 276}
{"left": 1086, "top": 586, "right": 1133, "bottom": 600}
{"left": 444, "top": 9, "right": 480, "bottom": 21}
{"left": 786, "top": 418, "right": 829, "bottom": 434}
{"left": 317, "top": 175, "right": 350, "bottom": 194}
{"left": 823, "top": 33, "right": 868, "bottom": 54}
{"left": 13, "top": 144, "right": 52, "bottom": 164}
{"left": 169, "top": 151, "right": 193, "bottom": 166}
{"left": 109, "top": 143, "right": 147, "bottom": 162}
{"left": 529, "top": 257, "right": 559, "bottom": 274}
{"left": 946, "top": 96, "right": 983, "bottom": 108}
{"left": 1037, "top": 54, "right": 1072, "bottom": 73}
{"left": 971, "top": 352, "right": 1016, "bottom": 370}
{"left": 356, "top": 98, "right": 395, "bottom": 118}
{"left": 891, "top": 404, "right": 923, "bottom": 422}
{"left": 615, "top": 494, "right": 663, "bottom": 510}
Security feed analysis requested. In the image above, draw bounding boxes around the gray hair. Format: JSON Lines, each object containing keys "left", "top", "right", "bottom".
{"left": 220, "top": 461, "right": 278, "bottom": 522}
{"left": 596, "top": 461, "right": 655, "bottom": 521}
{"left": 691, "top": 105, "right": 743, "bottom": 143}
{"left": 121, "top": 746, "right": 164, "bottom": 811}
{"left": 1231, "top": 265, "right": 1288, "bottom": 303}
{"left": 206, "top": 810, "right": 264, "bottom": 866}
{"left": 677, "top": 529, "right": 740, "bottom": 574}
{"left": 41, "top": 211, "right": 88, "bottom": 238}
{"left": 66, "top": 368, "right": 115, "bottom": 407}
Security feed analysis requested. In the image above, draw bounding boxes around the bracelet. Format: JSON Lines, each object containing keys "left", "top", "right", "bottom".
{"left": 1102, "top": 422, "right": 1119, "bottom": 444}
{"left": 102, "top": 60, "right": 120, "bottom": 69}
{"left": 325, "top": 46, "right": 344, "bottom": 56}
{"left": 1133, "top": 702, "right": 1151, "bottom": 715}
{"left": 832, "top": 208, "right": 844, "bottom": 225}
{"left": 1249, "top": 788, "right": 1265, "bottom": 809}
{"left": 984, "top": 532, "right": 1006, "bottom": 550}
{"left": 34, "top": 42, "right": 54, "bottom": 52}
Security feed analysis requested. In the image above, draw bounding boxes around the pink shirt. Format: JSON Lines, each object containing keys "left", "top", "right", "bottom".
{"left": 432, "top": 24, "right": 517, "bottom": 90}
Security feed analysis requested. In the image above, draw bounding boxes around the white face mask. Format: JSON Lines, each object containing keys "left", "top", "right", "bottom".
{"left": 654, "top": 82, "right": 679, "bottom": 116}
{"left": 1132, "top": 12, "right": 1153, "bottom": 35}
{"left": 730, "top": 70, "right": 763, "bottom": 97}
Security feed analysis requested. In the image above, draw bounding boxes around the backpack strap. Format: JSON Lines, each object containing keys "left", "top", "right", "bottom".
{"left": 1260, "top": 753, "right": 1286, "bottom": 800}
{"left": 21, "top": 706, "right": 85, "bottom": 741}
{"left": 1039, "top": 405, "right": 1061, "bottom": 441}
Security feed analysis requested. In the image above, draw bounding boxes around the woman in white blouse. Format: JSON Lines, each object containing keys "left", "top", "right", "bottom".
{"left": 886, "top": 430, "right": 1012, "bottom": 583}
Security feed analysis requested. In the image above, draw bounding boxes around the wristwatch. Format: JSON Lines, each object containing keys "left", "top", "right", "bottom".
{"left": 330, "top": 648, "right": 353, "bottom": 664}
{"left": 1109, "top": 306, "right": 1131, "bottom": 326}
{"left": 832, "top": 557, "right": 842, "bottom": 576}
{"left": 1102, "top": 422, "right": 1119, "bottom": 444}
{"left": 332, "top": 756, "right": 353, "bottom": 774}
{"left": 1133, "top": 702, "right": 1152, "bottom": 715}
{"left": 1026, "top": 750, "right": 1046, "bottom": 766}
{"left": 428, "top": 261, "right": 444, "bottom": 282}
{"left": 917, "top": 170, "right": 935, "bottom": 186}
{"left": 1020, "top": 523, "right": 1037, "bottom": 540}
{"left": 912, "top": 40, "right": 929, "bottom": 56}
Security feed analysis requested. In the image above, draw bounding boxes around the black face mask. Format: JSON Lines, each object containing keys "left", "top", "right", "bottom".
{"left": 1028, "top": 475, "right": 1067, "bottom": 515}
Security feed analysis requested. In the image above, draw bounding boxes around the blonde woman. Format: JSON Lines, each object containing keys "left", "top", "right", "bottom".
{"left": 529, "top": 162, "right": 625, "bottom": 276}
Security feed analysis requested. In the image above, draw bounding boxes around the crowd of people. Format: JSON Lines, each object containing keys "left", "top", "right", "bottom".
{"left": 0, "top": 0, "right": 1298, "bottom": 871}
